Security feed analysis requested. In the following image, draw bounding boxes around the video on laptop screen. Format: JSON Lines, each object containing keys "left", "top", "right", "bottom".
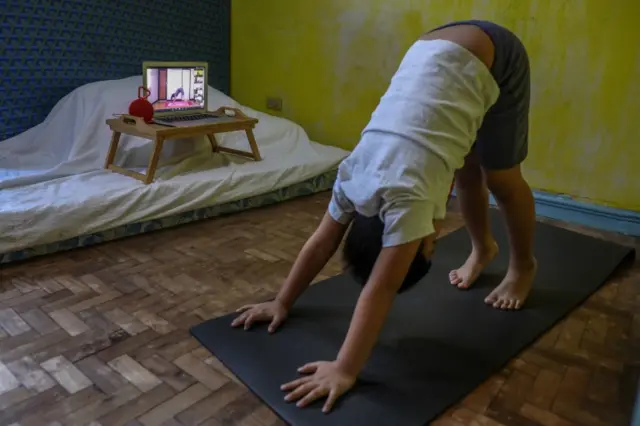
{"left": 145, "top": 65, "right": 206, "bottom": 113}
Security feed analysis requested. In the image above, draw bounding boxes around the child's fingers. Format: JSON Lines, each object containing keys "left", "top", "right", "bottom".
{"left": 230, "top": 312, "right": 249, "bottom": 327}
{"left": 323, "top": 389, "right": 339, "bottom": 413}
{"left": 298, "top": 362, "right": 320, "bottom": 373}
{"left": 268, "top": 314, "right": 285, "bottom": 333}
{"left": 235, "top": 304, "right": 255, "bottom": 313}
{"left": 285, "top": 381, "right": 317, "bottom": 401}
{"left": 281, "top": 375, "right": 312, "bottom": 391}
{"left": 297, "top": 386, "right": 328, "bottom": 408}
{"left": 244, "top": 313, "right": 258, "bottom": 330}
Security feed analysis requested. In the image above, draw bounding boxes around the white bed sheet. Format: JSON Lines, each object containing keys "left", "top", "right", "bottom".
{"left": 0, "top": 76, "right": 349, "bottom": 255}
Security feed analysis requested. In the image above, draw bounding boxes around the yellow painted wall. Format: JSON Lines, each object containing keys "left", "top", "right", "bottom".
{"left": 231, "top": 0, "right": 639, "bottom": 211}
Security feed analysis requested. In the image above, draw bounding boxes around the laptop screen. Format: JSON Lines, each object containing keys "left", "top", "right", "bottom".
{"left": 145, "top": 65, "right": 206, "bottom": 114}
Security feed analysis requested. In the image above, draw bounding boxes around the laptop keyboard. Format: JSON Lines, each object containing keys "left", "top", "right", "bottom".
{"left": 162, "top": 113, "right": 217, "bottom": 123}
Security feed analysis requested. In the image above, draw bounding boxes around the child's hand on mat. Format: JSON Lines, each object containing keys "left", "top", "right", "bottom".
{"left": 281, "top": 361, "right": 356, "bottom": 413}
{"left": 231, "top": 300, "right": 288, "bottom": 333}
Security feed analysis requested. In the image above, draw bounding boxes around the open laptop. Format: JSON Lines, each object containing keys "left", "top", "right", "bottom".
{"left": 142, "top": 61, "right": 236, "bottom": 127}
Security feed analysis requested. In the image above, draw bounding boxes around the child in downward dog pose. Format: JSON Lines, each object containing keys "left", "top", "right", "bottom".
{"left": 231, "top": 20, "right": 537, "bottom": 413}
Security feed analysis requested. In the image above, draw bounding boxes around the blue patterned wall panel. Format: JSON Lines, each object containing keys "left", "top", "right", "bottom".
{"left": 0, "top": 0, "right": 231, "bottom": 142}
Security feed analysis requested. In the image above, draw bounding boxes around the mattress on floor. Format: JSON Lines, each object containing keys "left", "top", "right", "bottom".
{"left": 0, "top": 76, "right": 349, "bottom": 264}
{"left": 0, "top": 168, "right": 339, "bottom": 265}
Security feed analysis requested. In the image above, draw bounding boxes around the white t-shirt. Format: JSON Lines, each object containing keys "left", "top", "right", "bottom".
{"left": 328, "top": 39, "right": 500, "bottom": 247}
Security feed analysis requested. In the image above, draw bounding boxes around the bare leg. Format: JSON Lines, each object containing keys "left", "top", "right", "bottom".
{"left": 449, "top": 154, "right": 499, "bottom": 289}
{"left": 484, "top": 165, "right": 537, "bottom": 310}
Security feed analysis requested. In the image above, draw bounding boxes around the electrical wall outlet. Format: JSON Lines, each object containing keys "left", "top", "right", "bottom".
{"left": 266, "top": 96, "right": 283, "bottom": 111}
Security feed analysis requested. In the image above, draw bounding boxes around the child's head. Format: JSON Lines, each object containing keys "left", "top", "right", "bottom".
{"left": 342, "top": 213, "right": 434, "bottom": 293}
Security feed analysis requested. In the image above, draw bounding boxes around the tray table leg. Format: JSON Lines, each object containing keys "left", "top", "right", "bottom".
{"left": 206, "top": 134, "right": 219, "bottom": 152}
{"left": 145, "top": 137, "right": 165, "bottom": 184}
{"left": 245, "top": 129, "right": 262, "bottom": 161}
{"left": 105, "top": 131, "right": 122, "bottom": 169}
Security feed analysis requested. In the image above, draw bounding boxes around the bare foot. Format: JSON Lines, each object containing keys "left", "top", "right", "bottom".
{"left": 449, "top": 240, "right": 499, "bottom": 289}
{"left": 485, "top": 258, "right": 537, "bottom": 310}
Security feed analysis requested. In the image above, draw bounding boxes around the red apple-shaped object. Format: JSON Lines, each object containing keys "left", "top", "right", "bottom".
{"left": 129, "top": 86, "right": 154, "bottom": 122}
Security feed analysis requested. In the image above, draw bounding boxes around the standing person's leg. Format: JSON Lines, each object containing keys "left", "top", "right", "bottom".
{"left": 483, "top": 164, "right": 536, "bottom": 309}
{"left": 449, "top": 138, "right": 536, "bottom": 312}
{"left": 448, "top": 153, "right": 499, "bottom": 289}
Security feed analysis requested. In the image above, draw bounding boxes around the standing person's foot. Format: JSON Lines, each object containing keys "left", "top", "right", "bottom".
{"left": 485, "top": 258, "right": 537, "bottom": 310}
{"left": 449, "top": 240, "right": 499, "bottom": 289}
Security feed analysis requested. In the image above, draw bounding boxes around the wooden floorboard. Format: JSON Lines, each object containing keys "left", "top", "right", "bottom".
{"left": 0, "top": 192, "right": 638, "bottom": 426}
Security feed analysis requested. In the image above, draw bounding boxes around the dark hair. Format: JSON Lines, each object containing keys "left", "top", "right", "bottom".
{"left": 342, "top": 213, "right": 432, "bottom": 293}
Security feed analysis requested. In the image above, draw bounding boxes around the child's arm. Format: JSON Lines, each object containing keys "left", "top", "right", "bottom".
{"left": 335, "top": 239, "right": 423, "bottom": 376}
{"left": 232, "top": 207, "right": 350, "bottom": 332}
{"left": 275, "top": 211, "right": 349, "bottom": 310}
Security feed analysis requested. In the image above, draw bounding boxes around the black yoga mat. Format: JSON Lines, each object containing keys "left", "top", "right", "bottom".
{"left": 191, "top": 211, "right": 635, "bottom": 426}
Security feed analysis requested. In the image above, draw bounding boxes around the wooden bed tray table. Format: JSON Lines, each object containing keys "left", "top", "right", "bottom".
{"left": 105, "top": 107, "right": 261, "bottom": 184}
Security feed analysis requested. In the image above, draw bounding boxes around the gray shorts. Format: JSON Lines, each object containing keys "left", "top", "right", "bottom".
{"left": 430, "top": 20, "right": 531, "bottom": 170}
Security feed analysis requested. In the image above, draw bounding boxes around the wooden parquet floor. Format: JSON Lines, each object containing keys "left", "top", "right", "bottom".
{"left": 0, "top": 192, "right": 638, "bottom": 426}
